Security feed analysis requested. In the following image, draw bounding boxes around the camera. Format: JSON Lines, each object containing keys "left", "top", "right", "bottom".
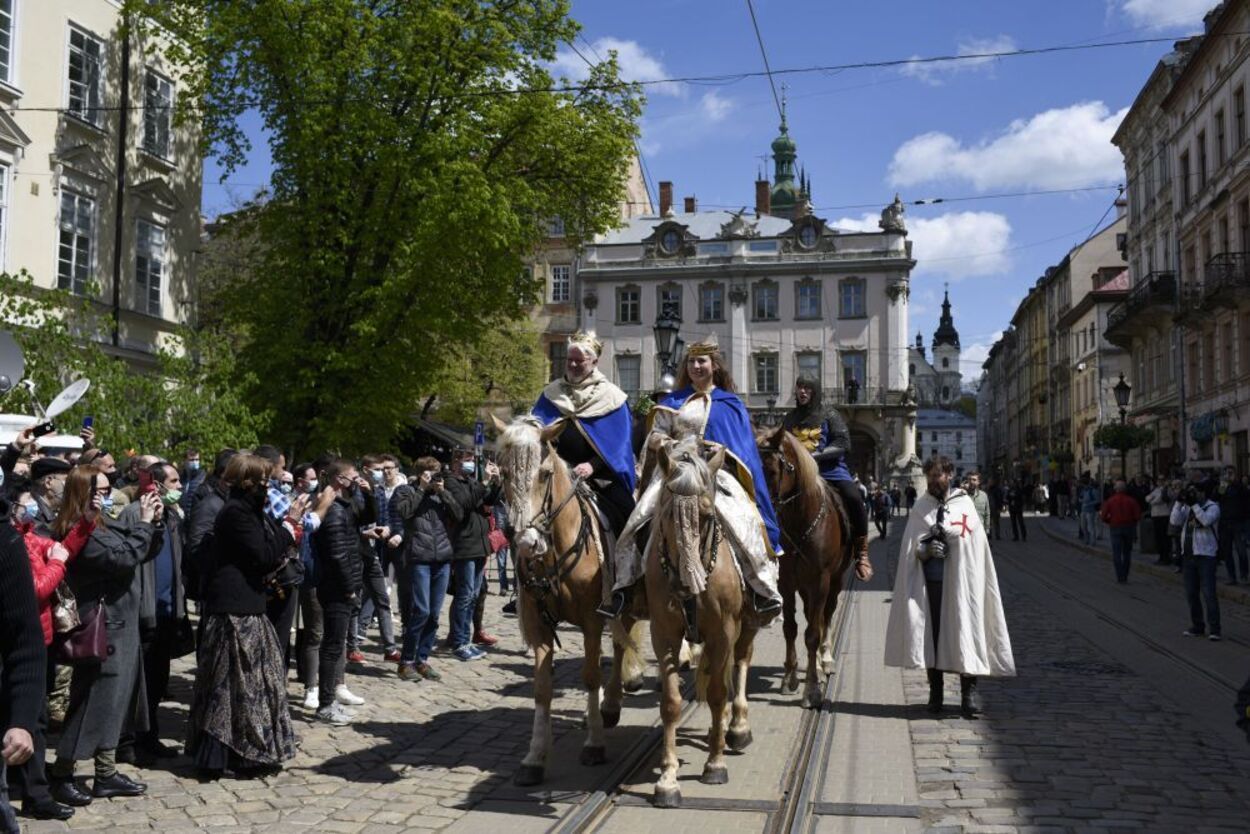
{"left": 1181, "top": 486, "right": 1200, "bottom": 506}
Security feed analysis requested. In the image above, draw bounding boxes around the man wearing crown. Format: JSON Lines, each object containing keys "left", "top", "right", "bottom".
{"left": 531, "top": 332, "right": 637, "bottom": 615}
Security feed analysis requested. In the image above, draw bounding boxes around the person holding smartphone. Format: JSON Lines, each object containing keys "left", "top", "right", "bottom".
{"left": 391, "top": 458, "right": 453, "bottom": 681}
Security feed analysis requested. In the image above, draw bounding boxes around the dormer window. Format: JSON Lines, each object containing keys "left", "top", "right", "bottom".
{"left": 798, "top": 223, "right": 818, "bottom": 249}
{"left": 660, "top": 229, "right": 682, "bottom": 255}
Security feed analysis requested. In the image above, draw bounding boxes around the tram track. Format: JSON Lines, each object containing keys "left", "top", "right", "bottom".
{"left": 548, "top": 569, "right": 863, "bottom": 834}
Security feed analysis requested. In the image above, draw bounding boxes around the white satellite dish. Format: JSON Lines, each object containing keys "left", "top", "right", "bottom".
{"left": 45, "top": 378, "right": 90, "bottom": 419}
{"left": 0, "top": 331, "right": 24, "bottom": 395}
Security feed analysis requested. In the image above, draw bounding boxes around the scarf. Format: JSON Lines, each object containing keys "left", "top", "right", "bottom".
{"left": 540, "top": 369, "right": 628, "bottom": 420}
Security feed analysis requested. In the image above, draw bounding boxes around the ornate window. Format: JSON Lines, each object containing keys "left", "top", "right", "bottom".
{"left": 548, "top": 341, "right": 567, "bottom": 382}
{"left": 0, "top": 0, "right": 14, "bottom": 85}
{"left": 57, "top": 190, "right": 94, "bottom": 295}
{"left": 699, "top": 282, "right": 724, "bottom": 322}
{"left": 839, "top": 277, "right": 866, "bottom": 318}
{"left": 753, "top": 353, "right": 779, "bottom": 394}
{"left": 841, "top": 350, "right": 866, "bottom": 389}
{"left": 752, "top": 280, "right": 778, "bottom": 321}
{"left": 795, "top": 277, "right": 821, "bottom": 320}
{"left": 616, "top": 285, "right": 640, "bottom": 324}
{"left": 660, "top": 228, "right": 682, "bottom": 255}
{"left": 797, "top": 223, "right": 818, "bottom": 249}
{"left": 550, "top": 264, "right": 571, "bottom": 303}
{"left": 796, "top": 352, "right": 821, "bottom": 385}
{"left": 142, "top": 71, "right": 173, "bottom": 159}
{"left": 67, "top": 25, "right": 103, "bottom": 126}
{"left": 617, "top": 355, "right": 641, "bottom": 398}
{"left": 657, "top": 282, "right": 682, "bottom": 320}
{"left": 135, "top": 219, "right": 165, "bottom": 316}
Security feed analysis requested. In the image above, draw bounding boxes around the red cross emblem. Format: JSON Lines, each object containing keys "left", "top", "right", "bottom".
{"left": 949, "top": 514, "right": 973, "bottom": 539}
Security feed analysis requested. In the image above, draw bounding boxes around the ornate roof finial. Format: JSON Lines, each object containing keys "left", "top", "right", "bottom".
{"left": 780, "top": 82, "right": 788, "bottom": 132}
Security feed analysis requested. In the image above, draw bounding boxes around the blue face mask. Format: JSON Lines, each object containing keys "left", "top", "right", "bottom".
{"left": 22, "top": 501, "right": 38, "bottom": 519}
{"left": 460, "top": 461, "right": 476, "bottom": 476}
{"left": 100, "top": 496, "right": 115, "bottom": 514}
{"left": 279, "top": 483, "right": 293, "bottom": 495}
{"left": 187, "top": 460, "right": 201, "bottom": 472}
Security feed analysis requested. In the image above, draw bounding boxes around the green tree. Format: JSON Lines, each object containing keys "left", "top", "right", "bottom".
{"left": 425, "top": 315, "right": 548, "bottom": 426}
{"left": 135, "top": 0, "right": 643, "bottom": 456}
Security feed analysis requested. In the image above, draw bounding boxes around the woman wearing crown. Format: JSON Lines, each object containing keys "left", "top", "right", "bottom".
{"left": 606, "top": 334, "right": 783, "bottom": 617}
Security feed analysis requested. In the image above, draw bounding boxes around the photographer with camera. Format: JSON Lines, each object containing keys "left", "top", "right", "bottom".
{"left": 885, "top": 456, "right": 1015, "bottom": 720}
{"left": 1172, "top": 482, "right": 1222, "bottom": 641}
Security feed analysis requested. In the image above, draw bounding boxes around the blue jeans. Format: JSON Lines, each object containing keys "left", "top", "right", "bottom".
{"left": 449, "top": 559, "right": 484, "bottom": 649}
{"left": 1080, "top": 511, "right": 1100, "bottom": 543}
{"left": 496, "top": 546, "right": 511, "bottom": 594}
{"left": 402, "top": 561, "right": 450, "bottom": 665}
{"left": 1183, "top": 554, "right": 1221, "bottom": 635}
{"left": 1110, "top": 528, "right": 1135, "bottom": 582}
{"left": 0, "top": 761, "right": 18, "bottom": 834}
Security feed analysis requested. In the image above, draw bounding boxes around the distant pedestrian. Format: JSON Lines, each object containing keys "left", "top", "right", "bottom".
{"left": 1215, "top": 467, "right": 1248, "bottom": 585}
{"left": 1146, "top": 476, "right": 1174, "bottom": 566}
{"left": 905, "top": 484, "right": 917, "bottom": 511}
{"left": 1006, "top": 480, "right": 1027, "bottom": 542}
{"left": 870, "top": 486, "right": 889, "bottom": 538}
{"left": 967, "top": 472, "right": 991, "bottom": 534}
{"left": 1078, "top": 477, "right": 1101, "bottom": 544}
{"left": 1174, "top": 483, "right": 1221, "bottom": 641}
{"left": 987, "top": 479, "right": 1003, "bottom": 540}
{"left": 1101, "top": 480, "right": 1142, "bottom": 584}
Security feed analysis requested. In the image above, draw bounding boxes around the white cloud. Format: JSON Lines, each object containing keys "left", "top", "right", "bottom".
{"left": 888, "top": 101, "right": 1127, "bottom": 191}
{"left": 552, "top": 37, "right": 685, "bottom": 97}
{"left": 835, "top": 211, "right": 1014, "bottom": 280}
{"left": 899, "top": 35, "right": 1017, "bottom": 85}
{"left": 699, "top": 90, "right": 733, "bottom": 122}
{"left": 641, "top": 91, "right": 737, "bottom": 156}
{"left": 1118, "top": 0, "right": 1217, "bottom": 29}
{"left": 960, "top": 331, "right": 1003, "bottom": 371}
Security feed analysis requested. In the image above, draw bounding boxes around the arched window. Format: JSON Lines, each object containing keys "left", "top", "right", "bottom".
{"left": 942, "top": 385, "right": 950, "bottom": 399}
{"left": 942, "top": 357, "right": 949, "bottom": 369}
{"left": 909, "top": 363, "right": 915, "bottom": 376}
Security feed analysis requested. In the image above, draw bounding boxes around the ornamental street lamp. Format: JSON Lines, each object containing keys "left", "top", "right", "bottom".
{"left": 653, "top": 304, "right": 682, "bottom": 392}
{"left": 1113, "top": 372, "right": 1131, "bottom": 478}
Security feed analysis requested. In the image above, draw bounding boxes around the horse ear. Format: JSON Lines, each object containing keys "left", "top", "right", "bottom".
{"left": 539, "top": 421, "right": 566, "bottom": 445}
{"left": 490, "top": 413, "right": 509, "bottom": 434}
{"left": 769, "top": 425, "right": 788, "bottom": 447}
{"left": 707, "top": 445, "right": 727, "bottom": 475}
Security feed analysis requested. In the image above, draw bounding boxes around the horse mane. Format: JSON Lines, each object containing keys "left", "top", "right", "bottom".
{"left": 781, "top": 430, "right": 826, "bottom": 499}
{"left": 662, "top": 436, "right": 714, "bottom": 499}
{"left": 497, "top": 416, "right": 544, "bottom": 530}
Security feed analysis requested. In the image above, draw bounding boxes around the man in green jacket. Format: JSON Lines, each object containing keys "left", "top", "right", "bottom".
{"left": 967, "top": 472, "right": 991, "bottom": 534}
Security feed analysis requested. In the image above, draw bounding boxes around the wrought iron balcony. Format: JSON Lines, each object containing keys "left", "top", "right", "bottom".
{"left": 1104, "top": 271, "right": 1176, "bottom": 346}
{"left": 1201, "top": 252, "right": 1250, "bottom": 308}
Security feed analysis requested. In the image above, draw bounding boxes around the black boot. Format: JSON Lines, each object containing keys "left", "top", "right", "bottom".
{"left": 753, "top": 592, "right": 782, "bottom": 616}
{"left": 595, "top": 590, "right": 627, "bottom": 620}
{"left": 926, "top": 668, "right": 944, "bottom": 714}
{"left": 960, "top": 675, "right": 981, "bottom": 720}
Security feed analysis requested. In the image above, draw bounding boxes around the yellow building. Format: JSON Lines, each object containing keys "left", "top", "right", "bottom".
{"left": 0, "top": 1, "right": 202, "bottom": 365}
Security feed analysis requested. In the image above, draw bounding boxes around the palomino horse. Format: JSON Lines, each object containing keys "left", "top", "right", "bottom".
{"left": 646, "top": 436, "right": 760, "bottom": 808}
{"left": 493, "top": 416, "right": 647, "bottom": 787}
{"left": 757, "top": 426, "right": 852, "bottom": 709}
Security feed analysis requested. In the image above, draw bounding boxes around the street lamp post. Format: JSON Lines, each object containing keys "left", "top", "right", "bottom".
{"left": 1113, "top": 372, "right": 1131, "bottom": 479}
{"left": 652, "top": 303, "right": 682, "bottom": 393}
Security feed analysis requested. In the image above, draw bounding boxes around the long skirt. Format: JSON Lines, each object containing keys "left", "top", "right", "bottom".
{"left": 186, "top": 614, "right": 295, "bottom": 771}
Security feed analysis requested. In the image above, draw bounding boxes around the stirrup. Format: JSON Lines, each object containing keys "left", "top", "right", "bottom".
{"left": 595, "top": 591, "right": 627, "bottom": 620}
{"left": 753, "top": 592, "right": 781, "bottom": 615}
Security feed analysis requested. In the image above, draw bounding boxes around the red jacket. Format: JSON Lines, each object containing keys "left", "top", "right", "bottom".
{"left": 1099, "top": 493, "right": 1143, "bottom": 529}
{"left": 18, "top": 518, "right": 95, "bottom": 645}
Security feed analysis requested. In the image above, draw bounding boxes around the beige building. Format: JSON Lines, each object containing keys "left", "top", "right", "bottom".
{"left": 0, "top": 0, "right": 201, "bottom": 365}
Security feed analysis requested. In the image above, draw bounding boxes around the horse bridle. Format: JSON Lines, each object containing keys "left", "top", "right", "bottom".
{"left": 515, "top": 467, "right": 594, "bottom": 644}
{"left": 760, "top": 444, "right": 828, "bottom": 554}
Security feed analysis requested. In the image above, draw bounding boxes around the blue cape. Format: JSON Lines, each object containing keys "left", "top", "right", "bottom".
{"left": 532, "top": 394, "right": 637, "bottom": 494}
{"left": 655, "top": 387, "right": 783, "bottom": 555}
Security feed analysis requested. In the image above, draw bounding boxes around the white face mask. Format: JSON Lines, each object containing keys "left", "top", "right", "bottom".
{"left": 304, "top": 480, "right": 319, "bottom": 494}
{"left": 460, "top": 461, "right": 476, "bottom": 476}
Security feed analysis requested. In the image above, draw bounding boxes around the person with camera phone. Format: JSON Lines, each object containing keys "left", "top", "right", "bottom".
{"left": 885, "top": 455, "right": 1015, "bottom": 719}
{"left": 1172, "top": 482, "right": 1222, "bottom": 641}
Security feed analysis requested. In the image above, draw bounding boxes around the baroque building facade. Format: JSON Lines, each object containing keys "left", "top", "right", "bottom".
{"left": 576, "top": 117, "right": 923, "bottom": 485}
{"left": 907, "top": 288, "right": 963, "bottom": 407}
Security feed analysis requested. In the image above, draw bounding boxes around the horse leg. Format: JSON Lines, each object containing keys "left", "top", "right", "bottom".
{"left": 780, "top": 558, "right": 799, "bottom": 693}
{"left": 580, "top": 623, "right": 607, "bottom": 766}
{"left": 604, "top": 619, "right": 626, "bottom": 729}
{"left": 620, "top": 617, "right": 647, "bottom": 693}
{"left": 819, "top": 574, "right": 843, "bottom": 675}
{"left": 515, "top": 635, "right": 554, "bottom": 786}
{"left": 650, "top": 616, "right": 684, "bottom": 808}
{"left": 801, "top": 587, "right": 825, "bottom": 710}
{"left": 726, "top": 623, "right": 755, "bottom": 751}
{"left": 700, "top": 620, "right": 733, "bottom": 785}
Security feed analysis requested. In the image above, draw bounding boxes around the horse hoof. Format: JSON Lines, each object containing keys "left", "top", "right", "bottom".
{"left": 725, "top": 729, "right": 753, "bottom": 751}
{"left": 601, "top": 708, "right": 621, "bottom": 729}
{"left": 513, "top": 765, "right": 545, "bottom": 787}
{"left": 580, "top": 745, "right": 607, "bottom": 766}
{"left": 652, "top": 786, "right": 682, "bottom": 808}
{"left": 623, "top": 678, "right": 644, "bottom": 695}
{"left": 700, "top": 765, "right": 729, "bottom": 785}
{"left": 803, "top": 690, "right": 823, "bottom": 710}
{"left": 782, "top": 675, "right": 800, "bottom": 694}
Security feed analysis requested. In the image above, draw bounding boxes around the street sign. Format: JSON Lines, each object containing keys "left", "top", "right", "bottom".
{"left": 474, "top": 420, "right": 485, "bottom": 448}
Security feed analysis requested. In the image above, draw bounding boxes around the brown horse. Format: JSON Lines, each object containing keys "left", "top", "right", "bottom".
{"left": 493, "top": 416, "right": 647, "bottom": 787}
{"left": 757, "top": 426, "right": 852, "bottom": 709}
{"left": 646, "top": 436, "right": 760, "bottom": 808}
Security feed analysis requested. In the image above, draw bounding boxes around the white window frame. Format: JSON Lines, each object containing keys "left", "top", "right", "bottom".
{"left": 796, "top": 351, "right": 821, "bottom": 386}
{"left": 616, "top": 354, "right": 641, "bottom": 399}
{"left": 796, "top": 278, "right": 821, "bottom": 320}
{"left": 142, "top": 69, "right": 173, "bottom": 160}
{"left": 616, "top": 285, "right": 640, "bottom": 324}
{"left": 839, "top": 278, "right": 866, "bottom": 318}
{"left": 0, "top": 0, "right": 16, "bottom": 88}
{"left": 66, "top": 23, "right": 104, "bottom": 126}
{"left": 752, "top": 280, "right": 778, "bottom": 321}
{"left": 57, "top": 190, "right": 95, "bottom": 296}
{"left": 135, "top": 219, "right": 165, "bottom": 317}
{"left": 753, "top": 353, "right": 779, "bottom": 394}
{"left": 0, "top": 162, "right": 8, "bottom": 271}
{"left": 699, "top": 282, "right": 724, "bottom": 322}
{"left": 841, "top": 350, "right": 867, "bottom": 388}
{"left": 550, "top": 264, "right": 570, "bottom": 303}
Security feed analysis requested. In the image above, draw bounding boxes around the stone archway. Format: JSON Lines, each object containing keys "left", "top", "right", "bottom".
{"left": 849, "top": 429, "right": 878, "bottom": 483}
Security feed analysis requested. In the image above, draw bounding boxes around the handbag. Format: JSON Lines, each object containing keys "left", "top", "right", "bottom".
{"left": 170, "top": 616, "right": 196, "bottom": 659}
{"left": 55, "top": 600, "right": 109, "bottom": 666}
{"left": 51, "top": 582, "right": 82, "bottom": 635}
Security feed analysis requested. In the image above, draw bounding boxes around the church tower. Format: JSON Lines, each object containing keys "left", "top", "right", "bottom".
{"left": 931, "top": 286, "right": 962, "bottom": 404}
{"left": 769, "top": 96, "right": 799, "bottom": 219}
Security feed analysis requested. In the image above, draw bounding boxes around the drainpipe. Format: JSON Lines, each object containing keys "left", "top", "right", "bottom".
{"left": 110, "top": 13, "right": 131, "bottom": 348}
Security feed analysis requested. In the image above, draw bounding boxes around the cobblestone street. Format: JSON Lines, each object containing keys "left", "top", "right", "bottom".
{"left": 21, "top": 512, "right": 1250, "bottom": 833}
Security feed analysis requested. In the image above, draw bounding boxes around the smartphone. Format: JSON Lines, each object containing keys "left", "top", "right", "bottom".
{"left": 82, "top": 415, "right": 94, "bottom": 430}
{"left": 137, "top": 469, "right": 157, "bottom": 496}
{"left": 32, "top": 422, "right": 56, "bottom": 438}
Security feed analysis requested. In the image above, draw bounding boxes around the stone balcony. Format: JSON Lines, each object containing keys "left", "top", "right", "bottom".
{"left": 1104, "top": 271, "right": 1176, "bottom": 347}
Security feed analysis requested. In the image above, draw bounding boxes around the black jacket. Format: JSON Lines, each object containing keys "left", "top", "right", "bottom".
{"left": 202, "top": 493, "right": 293, "bottom": 616}
{"left": 394, "top": 484, "right": 454, "bottom": 565}
{"left": 443, "top": 475, "right": 501, "bottom": 562}
{"left": 0, "top": 523, "right": 45, "bottom": 735}
{"left": 184, "top": 476, "right": 227, "bottom": 600}
{"left": 1217, "top": 480, "right": 1247, "bottom": 524}
{"left": 314, "top": 493, "right": 367, "bottom": 602}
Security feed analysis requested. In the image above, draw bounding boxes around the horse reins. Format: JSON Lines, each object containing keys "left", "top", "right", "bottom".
{"left": 762, "top": 445, "right": 830, "bottom": 559}
{"left": 516, "top": 472, "right": 594, "bottom": 646}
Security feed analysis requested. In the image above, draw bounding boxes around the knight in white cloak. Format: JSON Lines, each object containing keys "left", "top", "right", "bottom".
{"left": 884, "top": 455, "right": 1015, "bottom": 718}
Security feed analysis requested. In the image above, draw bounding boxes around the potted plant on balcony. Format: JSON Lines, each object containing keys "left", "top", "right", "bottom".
{"left": 1092, "top": 423, "right": 1154, "bottom": 479}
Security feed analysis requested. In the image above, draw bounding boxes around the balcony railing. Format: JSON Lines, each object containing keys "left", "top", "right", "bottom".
{"left": 1105, "top": 271, "right": 1176, "bottom": 341}
{"left": 1201, "top": 252, "right": 1250, "bottom": 307}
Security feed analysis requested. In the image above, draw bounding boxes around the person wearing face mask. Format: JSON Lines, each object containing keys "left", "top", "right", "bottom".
{"left": 183, "top": 449, "right": 237, "bottom": 603}
{"left": 187, "top": 454, "right": 299, "bottom": 778}
{"left": 48, "top": 465, "right": 163, "bottom": 806}
{"left": 179, "top": 449, "right": 205, "bottom": 513}
{"left": 26, "top": 458, "right": 72, "bottom": 537}
{"left": 122, "top": 462, "right": 190, "bottom": 765}
{"left": 614, "top": 334, "right": 784, "bottom": 617}
{"left": 76, "top": 449, "right": 129, "bottom": 520}
{"left": 442, "top": 450, "right": 501, "bottom": 662}
{"left": 346, "top": 455, "right": 400, "bottom": 665}
{"left": 885, "top": 456, "right": 1015, "bottom": 719}
{"left": 291, "top": 462, "right": 325, "bottom": 709}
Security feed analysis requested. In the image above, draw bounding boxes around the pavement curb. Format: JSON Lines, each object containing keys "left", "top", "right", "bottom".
{"left": 1037, "top": 518, "right": 1250, "bottom": 606}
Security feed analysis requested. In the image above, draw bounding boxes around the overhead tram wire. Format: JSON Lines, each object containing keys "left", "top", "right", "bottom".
{"left": 745, "top": 0, "right": 784, "bottom": 122}
{"left": 7, "top": 31, "right": 1244, "bottom": 114}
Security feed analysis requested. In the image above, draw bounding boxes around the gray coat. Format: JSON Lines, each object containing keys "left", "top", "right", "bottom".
{"left": 56, "top": 513, "right": 161, "bottom": 761}
{"left": 122, "top": 502, "right": 186, "bottom": 627}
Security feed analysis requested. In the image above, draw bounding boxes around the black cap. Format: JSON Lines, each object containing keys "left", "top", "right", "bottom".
{"left": 31, "top": 457, "right": 72, "bottom": 481}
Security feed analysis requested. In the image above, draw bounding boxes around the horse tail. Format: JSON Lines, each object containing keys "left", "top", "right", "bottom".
{"left": 516, "top": 592, "right": 535, "bottom": 650}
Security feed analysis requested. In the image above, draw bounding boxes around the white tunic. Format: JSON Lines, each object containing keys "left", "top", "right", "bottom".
{"left": 884, "top": 489, "right": 1016, "bottom": 677}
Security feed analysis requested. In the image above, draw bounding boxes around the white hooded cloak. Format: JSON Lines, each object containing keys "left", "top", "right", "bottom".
{"left": 884, "top": 488, "right": 1016, "bottom": 677}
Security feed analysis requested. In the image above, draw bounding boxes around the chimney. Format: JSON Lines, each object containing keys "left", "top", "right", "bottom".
{"left": 659, "top": 181, "right": 673, "bottom": 216}
{"left": 684, "top": 196, "right": 696, "bottom": 213}
{"left": 755, "top": 179, "right": 771, "bottom": 217}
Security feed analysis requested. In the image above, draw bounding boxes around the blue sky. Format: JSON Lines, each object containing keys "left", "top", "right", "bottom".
{"left": 201, "top": 0, "right": 1216, "bottom": 380}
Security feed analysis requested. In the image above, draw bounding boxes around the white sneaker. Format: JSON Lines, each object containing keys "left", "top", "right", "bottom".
{"left": 302, "top": 687, "right": 320, "bottom": 710}
{"left": 316, "top": 703, "right": 353, "bottom": 726}
{"left": 335, "top": 684, "right": 366, "bottom": 706}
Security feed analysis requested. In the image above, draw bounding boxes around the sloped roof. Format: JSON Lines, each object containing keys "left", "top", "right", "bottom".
{"left": 596, "top": 210, "right": 834, "bottom": 245}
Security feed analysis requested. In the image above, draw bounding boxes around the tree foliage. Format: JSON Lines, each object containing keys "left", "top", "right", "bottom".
{"left": 134, "top": 0, "right": 643, "bottom": 455}
{"left": 424, "top": 316, "right": 548, "bottom": 427}
{"left": 0, "top": 271, "right": 266, "bottom": 457}
{"left": 1092, "top": 422, "right": 1154, "bottom": 454}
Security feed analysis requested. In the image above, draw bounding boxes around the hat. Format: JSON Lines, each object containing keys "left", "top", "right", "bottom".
{"left": 567, "top": 330, "right": 603, "bottom": 358}
{"left": 685, "top": 333, "right": 720, "bottom": 358}
{"left": 31, "top": 457, "right": 71, "bottom": 481}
